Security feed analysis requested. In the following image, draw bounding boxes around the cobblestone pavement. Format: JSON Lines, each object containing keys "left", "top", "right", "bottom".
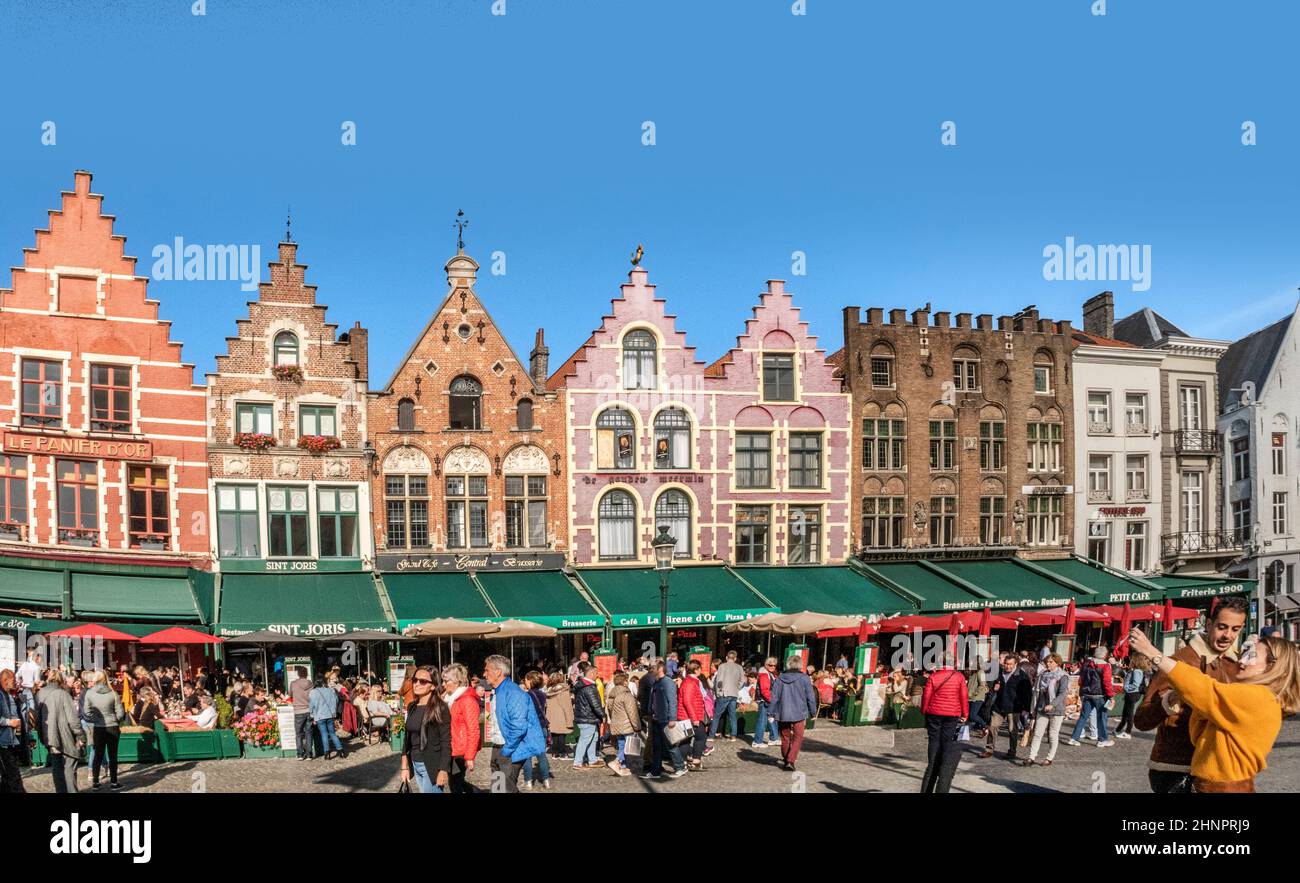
{"left": 20, "top": 717, "right": 1299, "bottom": 794}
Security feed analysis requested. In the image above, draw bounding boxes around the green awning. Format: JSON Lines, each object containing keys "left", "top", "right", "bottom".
{"left": 475, "top": 570, "right": 604, "bottom": 631}
{"left": 384, "top": 572, "right": 495, "bottom": 630}
{"left": 1148, "top": 575, "right": 1256, "bottom": 601}
{"left": 859, "top": 562, "right": 987, "bottom": 612}
{"left": 72, "top": 573, "right": 200, "bottom": 620}
{"left": 0, "top": 564, "right": 63, "bottom": 606}
{"left": 216, "top": 572, "right": 390, "bottom": 638}
{"left": 1030, "top": 558, "right": 1163, "bottom": 604}
{"left": 190, "top": 569, "right": 216, "bottom": 623}
{"left": 930, "top": 560, "right": 1092, "bottom": 608}
{"left": 577, "top": 566, "right": 776, "bottom": 629}
{"left": 731, "top": 566, "right": 914, "bottom": 617}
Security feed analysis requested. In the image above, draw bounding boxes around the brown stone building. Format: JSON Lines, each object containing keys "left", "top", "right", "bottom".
{"left": 839, "top": 306, "right": 1076, "bottom": 558}
{"left": 366, "top": 249, "right": 568, "bottom": 564}
{"left": 206, "top": 237, "right": 373, "bottom": 575}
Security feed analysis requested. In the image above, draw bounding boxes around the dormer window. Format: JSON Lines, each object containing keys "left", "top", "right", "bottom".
{"left": 449, "top": 376, "right": 482, "bottom": 430}
{"left": 273, "top": 331, "right": 299, "bottom": 367}
{"left": 622, "top": 330, "right": 657, "bottom": 390}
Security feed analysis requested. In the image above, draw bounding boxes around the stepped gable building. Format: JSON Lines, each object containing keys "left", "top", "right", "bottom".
{"left": 551, "top": 262, "right": 850, "bottom": 566}
{"left": 1217, "top": 298, "right": 1299, "bottom": 637}
{"left": 367, "top": 248, "right": 567, "bottom": 563}
{"left": 0, "top": 170, "right": 208, "bottom": 564}
{"left": 1112, "top": 303, "right": 1234, "bottom": 574}
{"left": 840, "top": 304, "right": 1076, "bottom": 558}
{"left": 206, "top": 236, "right": 373, "bottom": 574}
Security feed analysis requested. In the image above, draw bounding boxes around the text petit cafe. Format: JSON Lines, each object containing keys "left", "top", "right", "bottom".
{"left": 50, "top": 814, "right": 151, "bottom": 864}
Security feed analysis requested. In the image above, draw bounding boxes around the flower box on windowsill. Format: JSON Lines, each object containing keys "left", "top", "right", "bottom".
{"left": 0, "top": 525, "right": 23, "bottom": 543}
{"left": 60, "top": 531, "right": 98, "bottom": 548}
{"left": 234, "top": 432, "right": 277, "bottom": 452}
{"left": 136, "top": 537, "right": 169, "bottom": 552}
{"left": 272, "top": 365, "right": 304, "bottom": 382}
{"left": 297, "top": 435, "right": 342, "bottom": 455}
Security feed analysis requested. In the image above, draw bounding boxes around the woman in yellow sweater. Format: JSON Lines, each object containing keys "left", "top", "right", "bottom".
{"left": 1128, "top": 627, "right": 1300, "bottom": 792}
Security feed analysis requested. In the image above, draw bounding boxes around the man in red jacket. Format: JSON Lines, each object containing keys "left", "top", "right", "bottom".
{"left": 920, "top": 653, "right": 969, "bottom": 794}
{"left": 752, "top": 657, "right": 781, "bottom": 748}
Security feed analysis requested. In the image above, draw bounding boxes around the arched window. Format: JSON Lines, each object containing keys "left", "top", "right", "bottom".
{"left": 653, "top": 408, "right": 691, "bottom": 469}
{"left": 598, "top": 490, "right": 637, "bottom": 560}
{"left": 622, "top": 329, "right": 657, "bottom": 390}
{"left": 654, "top": 490, "right": 691, "bottom": 558}
{"left": 516, "top": 398, "right": 534, "bottom": 431}
{"left": 595, "top": 407, "right": 635, "bottom": 470}
{"left": 397, "top": 398, "right": 415, "bottom": 432}
{"left": 273, "top": 331, "right": 299, "bottom": 367}
{"left": 449, "top": 375, "right": 482, "bottom": 430}
{"left": 1033, "top": 351, "right": 1054, "bottom": 394}
{"left": 869, "top": 342, "right": 895, "bottom": 388}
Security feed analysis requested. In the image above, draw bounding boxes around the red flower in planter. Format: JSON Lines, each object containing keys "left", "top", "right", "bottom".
{"left": 297, "top": 435, "right": 341, "bottom": 455}
{"left": 272, "top": 364, "right": 304, "bottom": 382}
{"left": 234, "top": 432, "right": 277, "bottom": 452}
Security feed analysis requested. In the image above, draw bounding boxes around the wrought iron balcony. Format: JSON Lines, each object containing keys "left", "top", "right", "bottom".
{"left": 1161, "top": 530, "right": 1244, "bottom": 558}
{"left": 1173, "top": 429, "right": 1220, "bottom": 454}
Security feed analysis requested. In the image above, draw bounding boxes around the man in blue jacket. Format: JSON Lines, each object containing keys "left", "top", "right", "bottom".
{"left": 483, "top": 654, "right": 544, "bottom": 793}
{"left": 643, "top": 660, "right": 687, "bottom": 780}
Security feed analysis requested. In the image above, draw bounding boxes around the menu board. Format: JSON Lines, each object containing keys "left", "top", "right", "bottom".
{"left": 860, "top": 678, "right": 887, "bottom": 724}
{"left": 593, "top": 650, "right": 618, "bottom": 684}
{"left": 276, "top": 704, "right": 297, "bottom": 753}
{"left": 389, "top": 656, "right": 415, "bottom": 693}
{"left": 0, "top": 635, "right": 14, "bottom": 674}
{"left": 688, "top": 645, "right": 712, "bottom": 673}
{"left": 786, "top": 643, "right": 810, "bottom": 673}
{"left": 283, "top": 657, "right": 313, "bottom": 689}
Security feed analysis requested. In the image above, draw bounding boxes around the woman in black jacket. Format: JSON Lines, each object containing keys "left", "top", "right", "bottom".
{"left": 399, "top": 665, "right": 452, "bottom": 793}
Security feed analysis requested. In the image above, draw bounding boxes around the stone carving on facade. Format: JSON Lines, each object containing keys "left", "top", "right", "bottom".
{"left": 382, "top": 445, "right": 432, "bottom": 474}
{"left": 224, "top": 455, "right": 251, "bottom": 476}
{"left": 443, "top": 445, "right": 491, "bottom": 475}
{"left": 1012, "top": 498, "right": 1026, "bottom": 541}
{"left": 912, "top": 501, "right": 927, "bottom": 531}
{"left": 502, "top": 444, "right": 548, "bottom": 474}
{"left": 273, "top": 457, "right": 300, "bottom": 478}
{"left": 322, "top": 457, "right": 348, "bottom": 478}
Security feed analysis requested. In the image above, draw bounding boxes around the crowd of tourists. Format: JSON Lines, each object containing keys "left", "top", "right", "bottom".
{"left": 910, "top": 595, "right": 1299, "bottom": 793}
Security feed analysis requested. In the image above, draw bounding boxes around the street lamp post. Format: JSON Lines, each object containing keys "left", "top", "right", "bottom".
{"left": 652, "top": 525, "right": 677, "bottom": 663}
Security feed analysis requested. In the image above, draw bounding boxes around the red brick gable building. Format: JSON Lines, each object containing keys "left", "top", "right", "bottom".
{"left": 0, "top": 171, "right": 208, "bottom": 562}
{"left": 206, "top": 238, "right": 372, "bottom": 569}
{"left": 367, "top": 250, "right": 568, "bottom": 558}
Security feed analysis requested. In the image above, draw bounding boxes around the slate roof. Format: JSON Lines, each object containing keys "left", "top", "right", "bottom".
{"left": 1217, "top": 312, "right": 1294, "bottom": 411}
{"left": 1113, "top": 307, "right": 1188, "bottom": 348}
{"left": 1070, "top": 330, "right": 1138, "bottom": 350}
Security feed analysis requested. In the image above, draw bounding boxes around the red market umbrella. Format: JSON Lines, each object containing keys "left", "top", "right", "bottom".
{"left": 139, "top": 627, "right": 224, "bottom": 683}
{"left": 1063, "top": 599, "right": 1077, "bottom": 635}
{"left": 877, "top": 611, "right": 1020, "bottom": 633}
{"left": 47, "top": 623, "right": 140, "bottom": 642}
{"left": 1114, "top": 602, "right": 1133, "bottom": 657}
{"left": 1162, "top": 597, "right": 1175, "bottom": 628}
{"left": 138, "top": 627, "right": 223, "bottom": 645}
{"left": 977, "top": 606, "right": 993, "bottom": 638}
{"left": 813, "top": 622, "right": 881, "bottom": 640}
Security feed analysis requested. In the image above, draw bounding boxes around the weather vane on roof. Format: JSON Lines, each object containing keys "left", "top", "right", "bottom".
{"left": 455, "top": 209, "right": 468, "bottom": 252}
{"left": 285, "top": 206, "right": 292, "bottom": 243}
{"left": 630, "top": 243, "right": 644, "bottom": 267}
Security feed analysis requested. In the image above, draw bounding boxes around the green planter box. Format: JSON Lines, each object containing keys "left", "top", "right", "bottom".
{"left": 153, "top": 721, "right": 241, "bottom": 761}
{"left": 117, "top": 729, "right": 163, "bottom": 763}
{"left": 241, "top": 743, "right": 281, "bottom": 759}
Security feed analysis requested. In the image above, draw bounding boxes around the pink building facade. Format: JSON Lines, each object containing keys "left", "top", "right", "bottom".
{"left": 550, "top": 265, "right": 851, "bottom": 567}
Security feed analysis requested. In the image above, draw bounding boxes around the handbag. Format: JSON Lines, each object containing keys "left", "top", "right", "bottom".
{"left": 397, "top": 780, "right": 411, "bottom": 794}
{"left": 664, "top": 719, "right": 693, "bottom": 746}
{"left": 625, "top": 733, "right": 643, "bottom": 755}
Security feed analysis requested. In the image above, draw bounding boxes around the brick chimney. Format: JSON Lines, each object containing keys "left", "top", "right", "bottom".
{"left": 529, "top": 328, "right": 549, "bottom": 387}
{"left": 1082, "top": 291, "right": 1114, "bottom": 339}
{"left": 345, "top": 321, "right": 368, "bottom": 382}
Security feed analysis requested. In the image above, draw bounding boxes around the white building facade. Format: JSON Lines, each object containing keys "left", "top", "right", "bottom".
{"left": 1072, "top": 339, "right": 1165, "bottom": 575}
{"left": 1218, "top": 301, "right": 1300, "bottom": 639}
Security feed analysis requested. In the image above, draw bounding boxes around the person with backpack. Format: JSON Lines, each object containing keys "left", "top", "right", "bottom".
{"left": 1066, "top": 646, "right": 1116, "bottom": 748}
{"left": 1114, "top": 655, "right": 1150, "bottom": 739}
{"left": 919, "top": 653, "right": 968, "bottom": 793}
{"left": 751, "top": 657, "right": 781, "bottom": 748}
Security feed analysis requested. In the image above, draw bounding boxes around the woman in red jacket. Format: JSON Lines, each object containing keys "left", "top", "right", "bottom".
{"left": 677, "top": 660, "right": 710, "bottom": 771}
{"left": 920, "top": 654, "right": 969, "bottom": 794}
{"left": 441, "top": 662, "right": 482, "bottom": 794}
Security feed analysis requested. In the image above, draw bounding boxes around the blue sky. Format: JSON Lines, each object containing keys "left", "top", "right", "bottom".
{"left": 2, "top": 0, "right": 1298, "bottom": 384}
